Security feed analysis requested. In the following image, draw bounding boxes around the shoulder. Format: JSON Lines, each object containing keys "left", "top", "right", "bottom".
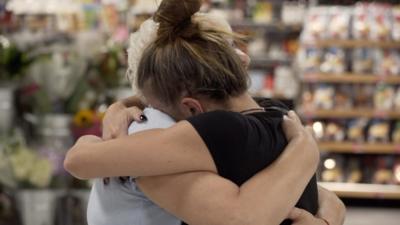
{"left": 187, "top": 110, "right": 247, "bottom": 131}
{"left": 185, "top": 110, "right": 249, "bottom": 149}
{"left": 128, "top": 108, "right": 176, "bottom": 135}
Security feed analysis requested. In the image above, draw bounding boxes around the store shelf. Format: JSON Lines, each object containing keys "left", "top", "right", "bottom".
{"left": 230, "top": 20, "right": 302, "bottom": 32}
{"left": 319, "top": 142, "right": 400, "bottom": 154}
{"left": 319, "top": 182, "right": 400, "bottom": 200}
{"left": 302, "top": 73, "right": 400, "bottom": 84}
{"left": 249, "top": 57, "right": 292, "bottom": 68}
{"left": 301, "top": 109, "right": 400, "bottom": 119}
{"left": 305, "top": 40, "right": 400, "bottom": 49}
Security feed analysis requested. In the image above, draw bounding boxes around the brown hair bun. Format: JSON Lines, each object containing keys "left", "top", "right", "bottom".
{"left": 154, "top": 0, "right": 202, "bottom": 42}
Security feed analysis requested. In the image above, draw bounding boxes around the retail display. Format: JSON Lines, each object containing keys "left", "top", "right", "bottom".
{"left": 299, "top": 2, "right": 400, "bottom": 201}
{"left": 320, "top": 154, "right": 400, "bottom": 185}
{"left": 229, "top": 1, "right": 302, "bottom": 102}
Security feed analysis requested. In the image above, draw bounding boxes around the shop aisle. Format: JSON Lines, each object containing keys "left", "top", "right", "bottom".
{"left": 345, "top": 207, "right": 400, "bottom": 225}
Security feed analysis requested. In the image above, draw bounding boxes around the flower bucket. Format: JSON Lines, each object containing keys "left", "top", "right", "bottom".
{"left": 16, "top": 189, "right": 60, "bottom": 225}
{"left": 0, "top": 85, "right": 15, "bottom": 134}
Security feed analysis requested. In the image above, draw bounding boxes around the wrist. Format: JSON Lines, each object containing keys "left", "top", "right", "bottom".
{"left": 110, "top": 101, "right": 127, "bottom": 111}
{"left": 121, "top": 95, "right": 146, "bottom": 109}
{"left": 321, "top": 218, "right": 330, "bottom": 225}
{"left": 292, "top": 136, "right": 320, "bottom": 170}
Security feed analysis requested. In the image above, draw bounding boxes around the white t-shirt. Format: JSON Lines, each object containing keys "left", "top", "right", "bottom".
{"left": 87, "top": 108, "right": 180, "bottom": 225}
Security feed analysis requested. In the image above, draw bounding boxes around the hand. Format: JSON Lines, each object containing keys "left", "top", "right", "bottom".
{"left": 317, "top": 186, "right": 346, "bottom": 225}
{"left": 102, "top": 101, "right": 146, "bottom": 140}
{"left": 289, "top": 208, "right": 327, "bottom": 225}
{"left": 76, "top": 135, "right": 102, "bottom": 145}
{"left": 282, "top": 110, "right": 320, "bottom": 170}
{"left": 282, "top": 111, "right": 307, "bottom": 141}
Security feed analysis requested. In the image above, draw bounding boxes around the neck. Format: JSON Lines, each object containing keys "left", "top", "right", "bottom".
{"left": 204, "top": 93, "right": 261, "bottom": 113}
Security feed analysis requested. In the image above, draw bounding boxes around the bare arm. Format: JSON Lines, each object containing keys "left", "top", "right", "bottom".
{"left": 135, "top": 113, "right": 319, "bottom": 225}
{"left": 64, "top": 121, "right": 217, "bottom": 179}
{"left": 137, "top": 136, "right": 318, "bottom": 225}
{"left": 317, "top": 186, "right": 346, "bottom": 225}
{"left": 119, "top": 95, "right": 146, "bottom": 109}
{"left": 65, "top": 111, "right": 320, "bottom": 225}
{"left": 101, "top": 97, "right": 146, "bottom": 140}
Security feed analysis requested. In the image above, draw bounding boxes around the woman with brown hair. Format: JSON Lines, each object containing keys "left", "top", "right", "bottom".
{"left": 65, "top": 0, "right": 345, "bottom": 225}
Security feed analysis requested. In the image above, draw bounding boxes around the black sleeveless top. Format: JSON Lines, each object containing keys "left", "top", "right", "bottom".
{"left": 183, "top": 99, "right": 318, "bottom": 225}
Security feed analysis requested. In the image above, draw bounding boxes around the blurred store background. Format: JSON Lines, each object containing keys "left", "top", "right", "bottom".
{"left": 0, "top": 0, "right": 400, "bottom": 225}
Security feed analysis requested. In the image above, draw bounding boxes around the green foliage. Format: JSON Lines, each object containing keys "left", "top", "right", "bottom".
{"left": 0, "top": 41, "right": 34, "bottom": 81}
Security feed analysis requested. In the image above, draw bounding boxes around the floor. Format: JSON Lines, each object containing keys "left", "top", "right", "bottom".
{"left": 345, "top": 207, "right": 400, "bottom": 225}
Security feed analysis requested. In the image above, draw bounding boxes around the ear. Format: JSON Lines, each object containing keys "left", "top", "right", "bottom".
{"left": 180, "top": 97, "right": 204, "bottom": 117}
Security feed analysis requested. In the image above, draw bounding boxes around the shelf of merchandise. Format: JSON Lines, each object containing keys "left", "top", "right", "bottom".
{"left": 318, "top": 142, "right": 400, "bottom": 154}
{"left": 300, "top": 109, "right": 400, "bottom": 119}
{"left": 302, "top": 73, "right": 400, "bottom": 84}
{"left": 229, "top": 20, "right": 302, "bottom": 32}
{"left": 319, "top": 182, "right": 400, "bottom": 200}
{"left": 249, "top": 57, "right": 293, "bottom": 68}
{"left": 304, "top": 40, "right": 400, "bottom": 49}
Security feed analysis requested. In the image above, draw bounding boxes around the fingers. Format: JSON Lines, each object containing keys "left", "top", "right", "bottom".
{"left": 126, "top": 106, "right": 146, "bottom": 122}
{"left": 77, "top": 135, "right": 102, "bottom": 144}
{"left": 288, "top": 110, "right": 301, "bottom": 124}
{"left": 306, "top": 125, "right": 317, "bottom": 140}
{"left": 102, "top": 106, "right": 145, "bottom": 140}
{"left": 288, "top": 208, "right": 305, "bottom": 220}
{"left": 283, "top": 112, "right": 303, "bottom": 141}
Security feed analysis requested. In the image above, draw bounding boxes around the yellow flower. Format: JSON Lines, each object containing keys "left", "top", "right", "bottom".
{"left": 73, "top": 109, "right": 95, "bottom": 127}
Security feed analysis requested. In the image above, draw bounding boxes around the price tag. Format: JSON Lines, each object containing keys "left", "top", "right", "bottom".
{"left": 374, "top": 110, "right": 388, "bottom": 119}
{"left": 395, "top": 145, "right": 400, "bottom": 154}
{"left": 375, "top": 192, "right": 384, "bottom": 199}
{"left": 352, "top": 143, "right": 364, "bottom": 153}
{"left": 305, "top": 74, "right": 318, "bottom": 82}
{"left": 303, "top": 109, "right": 314, "bottom": 118}
{"left": 377, "top": 74, "right": 388, "bottom": 82}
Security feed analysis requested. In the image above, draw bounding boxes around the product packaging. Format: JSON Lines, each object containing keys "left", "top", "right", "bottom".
{"left": 327, "top": 7, "right": 351, "bottom": 40}
{"left": 352, "top": 3, "right": 370, "bottom": 40}
{"left": 313, "top": 85, "right": 335, "bottom": 110}
{"left": 368, "top": 120, "right": 390, "bottom": 143}
{"left": 392, "top": 121, "right": 400, "bottom": 143}
{"left": 393, "top": 5, "right": 400, "bottom": 41}
{"left": 301, "top": 7, "right": 329, "bottom": 42}
{"left": 353, "top": 84, "right": 375, "bottom": 108}
{"left": 394, "top": 87, "right": 400, "bottom": 110}
{"left": 321, "top": 155, "right": 345, "bottom": 182}
{"left": 346, "top": 157, "right": 363, "bottom": 183}
{"left": 373, "top": 157, "right": 394, "bottom": 184}
{"left": 374, "top": 50, "right": 400, "bottom": 76}
{"left": 301, "top": 86, "right": 314, "bottom": 110}
{"left": 369, "top": 3, "right": 392, "bottom": 41}
{"left": 324, "top": 121, "right": 346, "bottom": 142}
{"left": 335, "top": 85, "right": 353, "bottom": 109}
{"left": 373, "top": 84, "right": 395, "bottom": 111}
{"left": 302, "top": 48, "right": 323, "bottom": 72}
{"left": 347, "top": 119, "right": 368, "bottom": 142}
{"left": 352, "top": 48, "right": 374, "bottom": 74}
{"left": 320, "top": 48, "right": 346, "bottom": 74}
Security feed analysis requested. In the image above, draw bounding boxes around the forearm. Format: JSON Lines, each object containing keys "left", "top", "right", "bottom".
{"left": 119, "top": 95, "right": 146, "bottom": 109}
{"left": 138, "top": 136, "right": 318, "bottom": 225}
{"left": 317, "top": 186, "right": 346, "bottom": 225}
{"left": 64, "top": 122, "right": 217, "bottom": 179}
{"left": 236, "top": 136, "right": 318, "bottom": 225}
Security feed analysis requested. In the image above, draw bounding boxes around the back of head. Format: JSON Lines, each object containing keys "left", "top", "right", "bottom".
{"left": 154, "top": 0, "right": 201, "bottom": 43}
{"left": 137, "top": 0, "right": 248, "bottom": 105}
